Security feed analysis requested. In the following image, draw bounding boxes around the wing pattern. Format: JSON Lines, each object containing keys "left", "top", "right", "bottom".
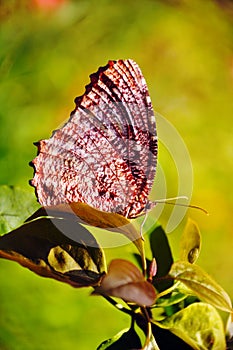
{"left": 30, "top": 59, "right": 157, "bottom": 218}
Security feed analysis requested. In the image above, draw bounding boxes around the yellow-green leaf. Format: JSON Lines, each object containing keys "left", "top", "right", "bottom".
{"left": 169, "top": 261, "right": 232, "bottom": 313}
{"left": 156, "top": 292, "right": 187, "bottom": 308}
{"left": 162, "top": 303, "right": 226, "bottom": 350}
{"left": 180, "top": 218, "right": 201, "bottom": 264}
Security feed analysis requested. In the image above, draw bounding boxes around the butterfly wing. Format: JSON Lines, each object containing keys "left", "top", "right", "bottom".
{"left": 30, "top": 59, "right": 157, "bottom": 218}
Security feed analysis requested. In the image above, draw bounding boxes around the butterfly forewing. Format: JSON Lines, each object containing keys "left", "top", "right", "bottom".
{"left": 31, "top": 59, "right": 157, "bottom": 219}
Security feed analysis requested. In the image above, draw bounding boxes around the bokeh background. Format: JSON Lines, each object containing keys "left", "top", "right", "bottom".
{"left": 0, "top": 0, "right": 233, "bottom": 349}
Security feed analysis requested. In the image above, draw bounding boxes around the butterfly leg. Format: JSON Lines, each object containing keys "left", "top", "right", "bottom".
{"left": 140, "top": 212, "right": 148, "bottom": 240}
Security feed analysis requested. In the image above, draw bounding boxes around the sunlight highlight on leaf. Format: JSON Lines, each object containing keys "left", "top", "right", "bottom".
{"left": 169, "top": 261, "right": 232, "bottom": 313}
{"left": 162, "top": 303, "right": 226, "bottom": 350}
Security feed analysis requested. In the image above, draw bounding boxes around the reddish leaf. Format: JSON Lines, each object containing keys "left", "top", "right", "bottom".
{"left": 95, "top": 259, "right": 156, "bottom": 306}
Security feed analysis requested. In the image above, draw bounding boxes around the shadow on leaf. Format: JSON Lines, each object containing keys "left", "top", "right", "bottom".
{"left": 0, "top": 215, "right": 106, "bottom": 287}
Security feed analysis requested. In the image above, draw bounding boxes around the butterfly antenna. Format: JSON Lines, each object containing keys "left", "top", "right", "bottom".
{"left": 155, "top": 196, "right": 209, "bottom": 215}
{"left": 164, "top": 201, "right": 209, "bottom": 214}
{"left": 155, "top": 195, "right": 188, "bottom": 203}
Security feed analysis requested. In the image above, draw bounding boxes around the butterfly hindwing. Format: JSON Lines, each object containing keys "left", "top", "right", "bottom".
{"left": 30, "top": 59, "right": 157, "bottom": 218}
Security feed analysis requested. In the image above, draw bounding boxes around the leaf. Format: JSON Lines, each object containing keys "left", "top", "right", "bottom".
{"left": 156, "top": 292, "right": 187, "bottom": 308}
{"left": 149, "top": 226, "right": 173, "bottom": 292}
{"left": 151, "top": 307, "right": 167, "bottom": 322}
{"left": 152, "top": 291, "right": 188, "bottom": 321}
{"left": 95, "top": 259, "right": 156, "bottom": 306}
{"left": 97, "top": 328, "right": 142, "bottom": 349}
{"left": 161, "top": 302, "right": 226, "bottom": 350}
{"left": 169, "top": 261, "right": 232, "bottom": 313}
{"left": 29, "top": 204, "right": 146, "bottom": 271}
{"left": 180, "top": 219, "right": 201, "bottom": 264}
{"left": 0, "top": 185, "right": 40, "bottom": 234}
{"left": 151, "top": 323, "right": 193, "bottom": 349}
{"left": 0, "top": 216, "right": 106, "bottom": 287}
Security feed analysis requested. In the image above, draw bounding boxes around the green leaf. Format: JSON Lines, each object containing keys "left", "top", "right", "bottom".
{"left": 0, "top": 216, "right": 106, "bottom": 287}
{"left": 169, "top": 261, "right": 232, "bottom": 313}
{"left": 156, "top": 291, "right": 187, "bottom": 308}
{"left": 0, "top": 185, "right": 40, "bottom": 235}
{"left": 151, "top": 307, "right": 167, "bottom": 322}
{"left": 96, "top": 328, "right": 142, "bottom": 349}
{"left": 149, "top": 226, "right": 173, "bottom": 292}
{"left": 162, "top": 302, "right": 226, "bottom": 350}
{"left": 95, "top": 259, "right": 156, "bottom": 306}
{"left": 180, "top": 219, "right": 201, "bottom": 264}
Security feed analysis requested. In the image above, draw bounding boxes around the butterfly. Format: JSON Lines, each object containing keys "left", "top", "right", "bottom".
{"left": 30, "top": 59, "right": 157, "bottom": 220}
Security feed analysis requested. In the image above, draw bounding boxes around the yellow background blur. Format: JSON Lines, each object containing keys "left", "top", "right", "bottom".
{"left": 0, "top": 0, "right": 233, "bottom": 349}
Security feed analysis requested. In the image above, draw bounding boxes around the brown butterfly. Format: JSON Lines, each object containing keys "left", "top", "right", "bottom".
{"left": 30, "top": 59, "right": 157, "bottom": 220}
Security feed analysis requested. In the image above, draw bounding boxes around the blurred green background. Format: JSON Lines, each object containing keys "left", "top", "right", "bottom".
{"left": 0, "top": 0, "right": 233, "bottom": 349}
